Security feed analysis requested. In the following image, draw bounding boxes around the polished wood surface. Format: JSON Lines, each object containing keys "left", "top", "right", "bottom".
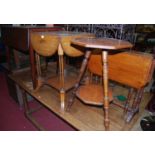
{"left": 61, "top": 34, "right": 94, "bottom": 57}
{"left": 88, "top": 51, "right": 154, "bottom": 89}
{"left": 76, "top": 84, "right": 113, "bottom": 105}
{"left": 8, "top": 67, "right": 152, "bottom": 130}
{"left": 31, "top": 31, "right": 94, "bottom": 56}
{"left": 31, "top": 34, "right": 59, "bottom": 57}
{"left": 71, "top": 38, "right": 133, "bottom": 50}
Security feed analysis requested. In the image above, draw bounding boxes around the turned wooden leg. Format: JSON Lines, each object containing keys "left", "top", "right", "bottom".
{"left": 125, "top": 89, "right": 137, "bottom": 122}
{"left": 131, "top": 89, "right": 142, "bottom": 112}
{"left": 66, "top": 50, "right": 92, "bottom": 111}
{"left": 124, "top": 88, "right": 134, "bottom": 114}
{"left": 58, "top": 44, "right": 65, "bottom": 110}
{"left": 133, "top": 88, "right": 144, "bottom": 112}
{"left": 102, "top": 51, "right": 110, "bottom": 130}
{"left": 59, "top": 54, "right": 65, "bottom": 109}
{"left": 125, "top": 89, "right": 143, "bottom": 122}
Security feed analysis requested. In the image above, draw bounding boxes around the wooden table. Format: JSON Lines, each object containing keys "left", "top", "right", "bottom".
{"left": 1, "top": 26, "right": 63, "bottom": 85}
{"left": 30, "top": 31, "right": 94, "bottom": 109}
{"left": 68, "top": 38, "right": 133, "bottom": 130}
{"left": 9, "top": 66, "right": 151, "bottom": 131}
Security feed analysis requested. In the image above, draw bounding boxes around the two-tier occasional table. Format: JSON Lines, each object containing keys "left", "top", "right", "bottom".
{"left": 67, "top": 38, "right": 133, "bottom": 130}
{"left": 30, "top": 31, "right": 94, "bottom": 109}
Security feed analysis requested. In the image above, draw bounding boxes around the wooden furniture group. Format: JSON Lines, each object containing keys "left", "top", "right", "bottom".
{"left": 1, "top": 26, "right": 155, "bottom": 130}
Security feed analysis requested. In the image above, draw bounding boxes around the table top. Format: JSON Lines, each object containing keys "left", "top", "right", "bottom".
{"left": 71, "top": 38, "right": 133, "bottom": 50}
{"left": 31, "top": 31, "right": 95, "bottom": 57}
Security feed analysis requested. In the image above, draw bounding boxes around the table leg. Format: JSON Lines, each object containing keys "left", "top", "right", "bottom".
{"left": 66, "top": 50, "right": 91, "bottom": 111}
{"left": 34, "top": 53, "right": 44, "bottom": 92}
{"left": 21, "top": 88, "right": 45, "bottom": 130}
{"left": 135, "top": 88, "right": 144, "bottom": 111}
{"left": 58, "top": 44, "right": 65, "bottom": 110}
{"left": 29, "top": 44, "right": 37, "bottom": 89}
{"left": 124, "top": 88, "right": 134, "bottom": 114}
{"left": 102, "top": 51, "right": 110, "bottom": 130}
{"left": 35, "top": 53, "right": 42, "bottom": 76}
{"left": 125, "top": 88, "right": 144, "bottom": 122}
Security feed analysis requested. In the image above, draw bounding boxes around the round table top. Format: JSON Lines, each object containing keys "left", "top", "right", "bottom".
{"left": 71, "top": 38, "right": 133, "bottom": 50}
